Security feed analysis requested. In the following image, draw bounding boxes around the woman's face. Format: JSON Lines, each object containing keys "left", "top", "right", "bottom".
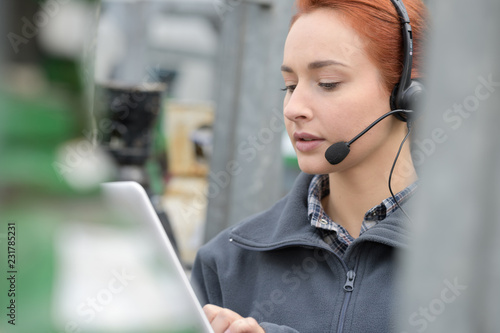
{"left": 282, "top": 8, "right": 400, "bottom": 175}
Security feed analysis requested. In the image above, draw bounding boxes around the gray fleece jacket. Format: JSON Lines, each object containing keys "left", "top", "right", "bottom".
{"left": 191, "top": 172, "right": 411, "bottom": 333}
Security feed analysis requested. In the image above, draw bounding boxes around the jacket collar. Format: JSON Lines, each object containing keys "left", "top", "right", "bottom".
{"left": 229, "top": 172, "right": 412, "bottom": 252}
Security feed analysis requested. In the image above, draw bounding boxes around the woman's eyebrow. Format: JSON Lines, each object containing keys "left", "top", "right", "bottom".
{"left": 280, "top": 65, "right": 293, "bottom": 73}
{"left": 308, "top": 60, "right": 347, "bottom": 69}
{"left": 281, "top": 60, "right": 348, "bottom": 73}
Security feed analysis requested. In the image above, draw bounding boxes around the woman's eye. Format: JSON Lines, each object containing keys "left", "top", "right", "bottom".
{"left": 281, "top": 85, "right": 297, "bottom": 93}
{"left": 319, "top": 82, "right": 340, "bottom": 90}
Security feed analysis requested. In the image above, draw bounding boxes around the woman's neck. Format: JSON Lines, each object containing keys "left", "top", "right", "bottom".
{"left": 321, "top": 142, "right": 417, "bottom": 238}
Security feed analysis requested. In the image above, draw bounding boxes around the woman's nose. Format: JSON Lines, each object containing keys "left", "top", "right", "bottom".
{"left": 283, "top": 85, "right": 314, "bottom": 122}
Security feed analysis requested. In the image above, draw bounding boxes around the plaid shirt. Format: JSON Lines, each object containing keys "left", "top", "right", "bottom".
{"left": 308, "top": 174, "right": 417, "bottom": 257}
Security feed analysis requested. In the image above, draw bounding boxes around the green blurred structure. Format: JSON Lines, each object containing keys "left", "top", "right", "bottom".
{"left": 0, "top": 0, "right": 104, "bottom": 331}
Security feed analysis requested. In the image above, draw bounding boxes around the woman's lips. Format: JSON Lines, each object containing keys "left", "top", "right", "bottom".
{"left": 293, "top": 132, "right": 326, "bottom": 152}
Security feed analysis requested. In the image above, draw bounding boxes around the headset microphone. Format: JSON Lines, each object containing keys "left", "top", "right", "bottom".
{"left": 325, "top": 109, "right": 412, "bottom": 165}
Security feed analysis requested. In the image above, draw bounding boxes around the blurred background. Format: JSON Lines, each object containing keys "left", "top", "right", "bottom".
{"left": 1, "top": 0, "right": 298, "bottom": 265}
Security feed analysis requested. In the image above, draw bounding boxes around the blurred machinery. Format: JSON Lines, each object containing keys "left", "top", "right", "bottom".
{"left": 93, "top": 0, "right": 179, "bottom": 255}
{"left": 95, "top": 81, "right": 180, "bottom": 255}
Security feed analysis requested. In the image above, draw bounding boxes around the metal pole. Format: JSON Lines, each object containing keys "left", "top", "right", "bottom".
{"left": 397, "top": 0, "right": 500, "bottom": 332}
{"left": 204, "top": 0, "right": 293, "bottom": 242}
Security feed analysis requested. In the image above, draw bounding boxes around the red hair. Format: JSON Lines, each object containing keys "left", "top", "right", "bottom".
{"left": 291, "top": 0, "right": 428, "bottom": 92}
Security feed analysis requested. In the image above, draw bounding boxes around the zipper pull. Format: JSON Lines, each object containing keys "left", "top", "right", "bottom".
{"left": 343, "top": 270, "right": 356, "bottom": 292}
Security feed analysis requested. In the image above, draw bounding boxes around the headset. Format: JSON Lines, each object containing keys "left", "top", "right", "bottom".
{"left": 389, "top": 0, "right": 424, "bottom": 121}
{"left": 386, "top": 0, "right": 422, "bottom": 222}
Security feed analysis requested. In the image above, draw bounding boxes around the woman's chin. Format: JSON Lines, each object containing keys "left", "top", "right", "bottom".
{"left": 297, "top": 157, "right": 335, "bottom": 175}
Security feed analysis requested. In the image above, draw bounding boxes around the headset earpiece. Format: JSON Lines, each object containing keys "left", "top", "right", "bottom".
{"left": 389, "top": 0, "right": 423, "bottom": 122}
{"left": 390, "top": 79, "right": 424, "bottom": 121}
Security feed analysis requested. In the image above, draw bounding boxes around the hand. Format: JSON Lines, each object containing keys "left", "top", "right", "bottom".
{"left": 203, "top": 304, "right": 265, "bottom": 333}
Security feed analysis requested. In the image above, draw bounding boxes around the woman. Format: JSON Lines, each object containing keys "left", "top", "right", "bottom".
{"left": 191, "top": 0, "right": 428, "bottom": 332}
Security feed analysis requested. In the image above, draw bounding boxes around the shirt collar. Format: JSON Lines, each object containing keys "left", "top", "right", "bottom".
{"left": 228, "top": 172, "right": 412, "bottom": 252}
{"left": 308, "top": 174, "right": 418, "bottom": 233}
{"left": 307, "top": 174, "right": 338, "bottom": 231}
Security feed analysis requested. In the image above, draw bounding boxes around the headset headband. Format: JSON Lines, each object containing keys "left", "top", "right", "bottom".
{"left": 390, "top": 0, "right": 414, "bottom": 110}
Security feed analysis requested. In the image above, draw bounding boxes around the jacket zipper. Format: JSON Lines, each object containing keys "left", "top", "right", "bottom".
{"left": 336, "top": 270, "right": 356, "bottom": 333}
{"left": 230, "top": 237, "right": 359, "bottom": 332}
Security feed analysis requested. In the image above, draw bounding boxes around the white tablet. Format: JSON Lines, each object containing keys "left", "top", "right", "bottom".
{"left": 51, "top": 181, "right": 213, "bottom": 333}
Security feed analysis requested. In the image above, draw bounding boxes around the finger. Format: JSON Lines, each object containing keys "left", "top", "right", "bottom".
{"left": 203, "top": 304, "right": 224, "bottom": 323}
{"left": 209, "top": 308, "right": 243, "bottom": 333}
{"left": 227, "top": 317, "right": 265, "bottom": 333}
